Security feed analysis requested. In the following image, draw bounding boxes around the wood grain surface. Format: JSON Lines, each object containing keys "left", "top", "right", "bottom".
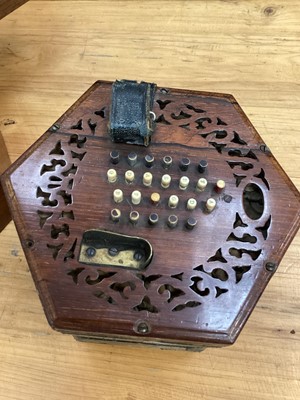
{"left": 0, "top": 1, "right": 299, "bottom": 399}
{"left": 0, "top": 0, "right": 28, "bottom": 20}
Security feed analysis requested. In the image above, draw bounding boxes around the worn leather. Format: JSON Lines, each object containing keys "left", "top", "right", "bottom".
{"left": 108, "top": 80, "right": 156, "bottom": 146}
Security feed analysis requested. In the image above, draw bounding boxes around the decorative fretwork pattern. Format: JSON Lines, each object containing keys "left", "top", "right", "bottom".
{"left": 36, "top": 92, "right": 272, "bottom": 316}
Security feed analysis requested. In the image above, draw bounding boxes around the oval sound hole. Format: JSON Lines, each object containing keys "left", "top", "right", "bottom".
{"left": 243, "top": 183, "right": 264, "bottom": 220}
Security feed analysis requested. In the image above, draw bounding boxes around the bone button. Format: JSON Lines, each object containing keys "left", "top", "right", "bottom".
{"left": 148, "top": 213, "right": 159, "bottom": 225}
{"left": 179, "top": 157, "right": 190, "bottom": 171}
{"left": 145, "top": 154, "right": 154, "bottom": 168}
{"left": 206, "top": 198, "right": 216, "bottom": 212}
{"left": 125, "top": 170, "right": 135, "bottom": 183}
{"left": 113, "top": 189, "right": 123, "bottom": 203}
{"left": 150, "top": 192, "right": 160, "bottom": 205}
{"left": 143, "top": 172, "right": 153, "bottom": 186}
{"left": 167, "top": 214, "right": 178, "bottom": 228}
{"left": 198, "top": 159, "right": 208, "bottom": 173}
{"left": 107, "top": 168, "right": 117, "bottom": 183}
{"left": 168, "top": 195, "right": 179, "bottom": 208}
{"left": 161, "top": 174, "right": 171, "bottom": 188}
{"left": 110, "top": 150, "right": 120, "bottom": 165}
{"left": 187, "top": 198, "right": 197, "bottom": 210}
{"left": 179, "top": 176, "right": 189, "bottom": 190}
{"left": 131, "top": 190, "right": 142, "bottom": 205}
{"left": 127, "top": 152, "right": 137, "bottom": 167}
{"left": 129, "top": 210, "right": 139, "bottom": 224}
{"left": 196, "top": 178, "right": 207, "bottom": 192}
{"left": 111, "top": 208, "right": 121, "bottom": 222}
{"left": 186, "top": 217, "right": 197, "bottom": 230}
{"left": 162, "top": 155, "right": 173, "bottom": 169}
{"left": 215, "top": 179, "right": 226, "bottom": 193}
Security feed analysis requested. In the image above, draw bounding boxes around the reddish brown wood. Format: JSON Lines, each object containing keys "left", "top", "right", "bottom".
{"left": 0, "top": 133, "right": 11, "bottom": 232}
{"left": 1, "top": 81, "right": 300, "bottom": 349}
{"left": 0, "top": 0, "right": 28, "bottom": 20}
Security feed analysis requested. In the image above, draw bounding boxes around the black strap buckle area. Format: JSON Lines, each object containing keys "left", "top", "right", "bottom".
{"left": 108, "top": 79, "right": 157, "bottom": 146}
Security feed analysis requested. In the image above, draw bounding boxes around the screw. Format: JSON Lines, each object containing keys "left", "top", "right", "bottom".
{"left": 137, "top": 321, "right": 150, "bottom": 334}
{"left": 50, "top": 124, "right": 60, "bottom": 132}
{"left": 265, "top": 261, "right": 277, "bottom": 272}
{"left": 260, "top": 144, "right": 270, "bottom": 154}
{"left": 134, "top": 251, "right": 143, "bottom": 261}
{"left": 25, "top": 239, "right": 34, "bottom": 248}
{"left": 223, "top": 195, "right": 233, "bottom": 203}
{"left": 108, "top": 247, "right": 119, "bottom": 257}
{"left": 85, "top": 247, "right": 96, "bottom": 258}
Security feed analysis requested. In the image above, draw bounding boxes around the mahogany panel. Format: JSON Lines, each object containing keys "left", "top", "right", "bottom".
{"left": 1, "top": 81, "right": 299, "bottom": 349}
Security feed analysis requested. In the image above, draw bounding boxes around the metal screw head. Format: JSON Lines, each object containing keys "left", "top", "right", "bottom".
{"left": 85, "top": 247, "right": 96, "bottom": 258}
{"left": 223, "top": 195, "right": 233, "bottom": 203}
{"left": 50, "top": 124, "right": 60, "bottom": 132}
{"left": 137, "top": 321, "right": 150, "bottom": 334}
{"left": 108, "top": 247, "right": 119, "bottom": 257}
{"left": 265, "top": 261, "right": 277, "bottom": 272}
{"left": 160, "top": 88, "right": 169, "bottom": 94}
{"left": 260, "top": 144, "right": 270, "bottom": 154}
{"left": 134, "top": 250, "right": 143, "bottom": 261}
{"left": 25, "top": 239, "right": 34, "bottom": 248}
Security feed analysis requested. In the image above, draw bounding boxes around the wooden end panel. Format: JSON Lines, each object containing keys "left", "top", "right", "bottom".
{"left": 0, "top": 133, "right": 11, "bottom": 231}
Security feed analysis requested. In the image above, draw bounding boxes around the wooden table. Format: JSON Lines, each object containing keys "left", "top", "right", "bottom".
{"left": 0, "top": 1, "right": 299, "bottom": 399}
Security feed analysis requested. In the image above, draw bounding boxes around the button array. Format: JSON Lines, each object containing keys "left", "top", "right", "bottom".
{"left": 107, "top": 169, "right": 219, "bottom": 192}
{"left": 112, "top": 188, "right": 218, "bottom": 214}
{"left": 110, "top": 208, "right": 198, "bottom": 230}
{"left": 106, "top": 151, "right": 228, "bottom": 231}
{"left": 109, "top": 152, "right": 208, "bottom": 172}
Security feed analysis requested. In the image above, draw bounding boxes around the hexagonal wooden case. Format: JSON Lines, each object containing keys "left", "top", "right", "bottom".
{"left": 2, "top": 81, "right": 300, "bottom": 350}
